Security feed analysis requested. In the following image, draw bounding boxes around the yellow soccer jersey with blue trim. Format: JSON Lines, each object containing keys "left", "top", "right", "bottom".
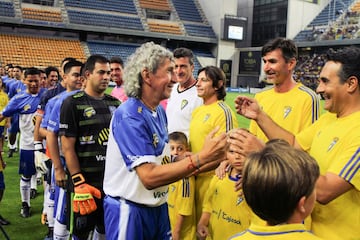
{"left": 229, "top": 223, "right": 323, "bottom": 240}
{"left": 249, "top": 83, "right": 320, "bottom": 142}
{"left": 296, "top": 111, "right": 360, "bottom": 240}
{"left": 167, "top": 176, "right": 196, "bottom": 240}
{"left": 0, "top": 91, "right": 9, "bottom": 126}
{"left": 189, "top": 100, "right": 238, "bottom": 154}
{"left": 202, "top": 173, "right": 251, "bottom": 240}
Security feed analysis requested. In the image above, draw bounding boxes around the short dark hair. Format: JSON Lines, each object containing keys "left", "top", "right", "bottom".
{"left": 45, "top": 66, "right": 59, "bottom": 78}
{"left": 24, "top": 67, "right": 40, "bottom": 78}
{"left": 243, "top": 139, "right": 319, "bottom": 226}
{"left": 13, "top": 65, "right": 23, "bottom": 71}
{"left": 197, "top": 66, "right": 226, "bottom": 100}
{"left": 84, "top": 55, "right": 109, "bottom": 74}
{"left": 326, "top": 46, "right": 360, "bottom": 84}
{"left": 261, "top": 38, "right": 297, "bottom": 63}
{"left": 61, "top": 57, "right": 77, "bottom": 67}
{"left": 110, "top": 56, "right": 124, "bottom": 67}
{"left": 168, "top": 131, "right": 188, "bottom": 147}
{"left": 173, "top": 47, "right": 194, "bottom": 66}
{"left": 63, "top": 60, "right": 84, "bottom": 74}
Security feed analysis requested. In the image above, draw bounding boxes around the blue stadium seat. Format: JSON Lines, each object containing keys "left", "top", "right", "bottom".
{"left": 172, "top": 0, "right": 203, "bottom": 22}
{"left": 67, "top": 10, "right": 143, "bottom": 31}
{"left": 0, "top": 1, "right": 15, "bottom": 18}
{"left": 184, "top": 23, "right": 217, "bottom": 39}
{"left": 87, "top": 41, "right": 140, "bottom": 61}
{"left": 64, "top": 0, "right": 137, "bottom": 14}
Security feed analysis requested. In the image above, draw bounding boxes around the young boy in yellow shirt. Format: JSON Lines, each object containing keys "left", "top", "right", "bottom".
{"left": 230, "top": 139, "right": 322, "bottom": 240}
{"left": 197, "top": 129, "right": 251, "bottom": 240}
{"left": 167, "top": 131, "right": 196, "bottom": 240}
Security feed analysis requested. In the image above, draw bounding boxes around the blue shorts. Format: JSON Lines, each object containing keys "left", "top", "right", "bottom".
{"left": 0, "top": 126, "right": 4, "bottom": 137}
{"left": 0, "top": 172, "right": 4, "bottom": 189}
{"left": 103, "top": 196, "right": 171, "bottom": 240}
{"left": 8, "top": 113, "right": 19, "bottom": 134}
{"left": 19, "top": 149, "right": 36, "bottom": 177}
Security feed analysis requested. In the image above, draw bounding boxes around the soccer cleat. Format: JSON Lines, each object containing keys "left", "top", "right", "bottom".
{"left": 30, "top": 189, "right": 37, "bottom": 199}
{"left": 0, "top": 214, "right": 10, "bottom": 225}
{"left": 43, "top": 227, "right": 54, "bottom": 240}
{"left": 7, "top": 149, "right": 15, "bottom": 158}
{"left": 20, "top": 202, "right": 31, "bottom": 218}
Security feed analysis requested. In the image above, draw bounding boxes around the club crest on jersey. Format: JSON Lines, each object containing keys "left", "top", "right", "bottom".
{"left": 152, "top": 133, "right": 159, "bottom": 147}
{"left": 236, "top": 197, "right": 244, "bottom": 205}
{"left": 327, "top": 137, "right": 339, "bottom": 152}
{"left": 181, "top": 100, "right": 188, "bottom": 110}
{"left": 138, "top": 106, "right": 143, "bottom": 113}
{"left": 80, "top": 135, "right": 95, "bottom": 145}
{"left": 23, "top": 104, "right": 31, "bottom": 111}
{"left": 83, "top": 107, "right": 96, "bottom": 118}
{"left": 283, "top": 106, "right": 292, "bottom": 119}
{"left": 203, "top": 114, "right": 210, "bottom": 122}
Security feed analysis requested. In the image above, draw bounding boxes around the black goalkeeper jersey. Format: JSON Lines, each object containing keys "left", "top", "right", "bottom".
{"left": 59, "top": 91, "right": 120, "bottom": 189}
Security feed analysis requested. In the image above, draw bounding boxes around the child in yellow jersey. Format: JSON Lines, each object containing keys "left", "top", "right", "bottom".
{"left": 197, "top": 130, "right": 251, "bottom": 240}
{"left": 230, "top": 139, "right": 322, "bottom": 240}
{"left": 167, "top": 132, "right": 196, "bottom": 240}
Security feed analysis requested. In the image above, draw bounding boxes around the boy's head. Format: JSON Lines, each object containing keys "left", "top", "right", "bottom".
{"left": 169, "top": 131, "right": 188, "bottom": 157}
{"left": 242, "top": 139, "right": 319, "bottom": 225}
{"left": 227, "top": 129, "right": 247, "bottom": 173}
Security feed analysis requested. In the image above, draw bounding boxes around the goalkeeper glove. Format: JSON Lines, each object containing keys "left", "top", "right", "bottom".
{"left": 34, "top": 141, "right": 51, "bottom": 174}
{"left": 72, "top": 173, "right": 101, "bottom": 215}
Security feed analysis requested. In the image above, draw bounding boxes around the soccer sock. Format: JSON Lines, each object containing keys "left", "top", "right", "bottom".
{"left": 8, "top": 142, "right": 16, "bottom": 150}
{"left": 44, "top": 187, "right": 55, "bottom": 228}
{"left": 30, "top": 174, "right": 37, "bottom": 190}
{"left": 53, "top": 220, "right": 69, "bottom": 240}
{"left": 20, "top": 176, "right": 31, "bottom": 206}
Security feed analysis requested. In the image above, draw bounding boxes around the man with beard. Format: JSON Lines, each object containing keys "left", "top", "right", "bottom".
{"left": 110, "top": 56, "right": 127, "bottom": 102}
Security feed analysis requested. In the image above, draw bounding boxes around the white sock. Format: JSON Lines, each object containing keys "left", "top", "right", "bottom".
{"left": 44, "top": 188, "right": 55, "bottom": 228}
{"left": 53, "top": 220, "right": 69, "bottom": 240}
{"left": 20, "top": 176, "right": 31, "bottom": 205}
{"left": 30, "top": 174, "right": 37, "bottom": 190}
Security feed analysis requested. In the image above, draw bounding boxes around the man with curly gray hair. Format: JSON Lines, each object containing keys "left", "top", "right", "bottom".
{"left": 103, "top": 42, "right": 228, "bottom": 239}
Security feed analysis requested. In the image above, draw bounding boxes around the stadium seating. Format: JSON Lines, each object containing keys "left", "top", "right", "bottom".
{"left": 67, "top": 10, "right": 144, "bottom": 31}
{"left": 22, "top": 8, "right": 63, "bottom": 22}
{"left": 147, "top": 21, "right": 182, "bottom": 35}
{"left": 0, "top": 34, "right": 86, "bottom": 68}
{"left": 140, "top": 0, "right": 171, "bottom": 11}
{"left": 172, "top": 0, "right": 203, "bottom": 22}
{"left": 0, "top": 1, "right": 15, "bottom": 18}
{"left": 87, "top": 41, "right": 140, "bottom": 61}
{"left": 64, "top": 0, "right": 137, "bottom": 14}
{"left": 294, "top": 0, "right": 355, "bottom": 42}
{"left": 184, "top": 23, "right": 217, "bottom": 39}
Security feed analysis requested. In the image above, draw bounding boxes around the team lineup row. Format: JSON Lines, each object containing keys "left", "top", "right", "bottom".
{"left": 0, "top": 38, "right": 359, "bottom": 240}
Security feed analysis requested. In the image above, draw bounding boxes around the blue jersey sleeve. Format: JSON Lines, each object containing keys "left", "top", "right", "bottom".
{"left": 1, "top": 95, "right": 22, "bottom": 117}
{"left": 47, "top": 98, "right": 62, "bottom": 133}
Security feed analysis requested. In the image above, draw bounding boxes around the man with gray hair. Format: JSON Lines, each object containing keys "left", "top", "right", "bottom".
{"left": 103, "top": 42, "right": 227, "bottom": 239}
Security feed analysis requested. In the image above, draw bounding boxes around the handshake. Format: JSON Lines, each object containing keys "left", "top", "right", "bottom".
{"left": 34, "top": 141, "right": 51, "bottom": 175}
